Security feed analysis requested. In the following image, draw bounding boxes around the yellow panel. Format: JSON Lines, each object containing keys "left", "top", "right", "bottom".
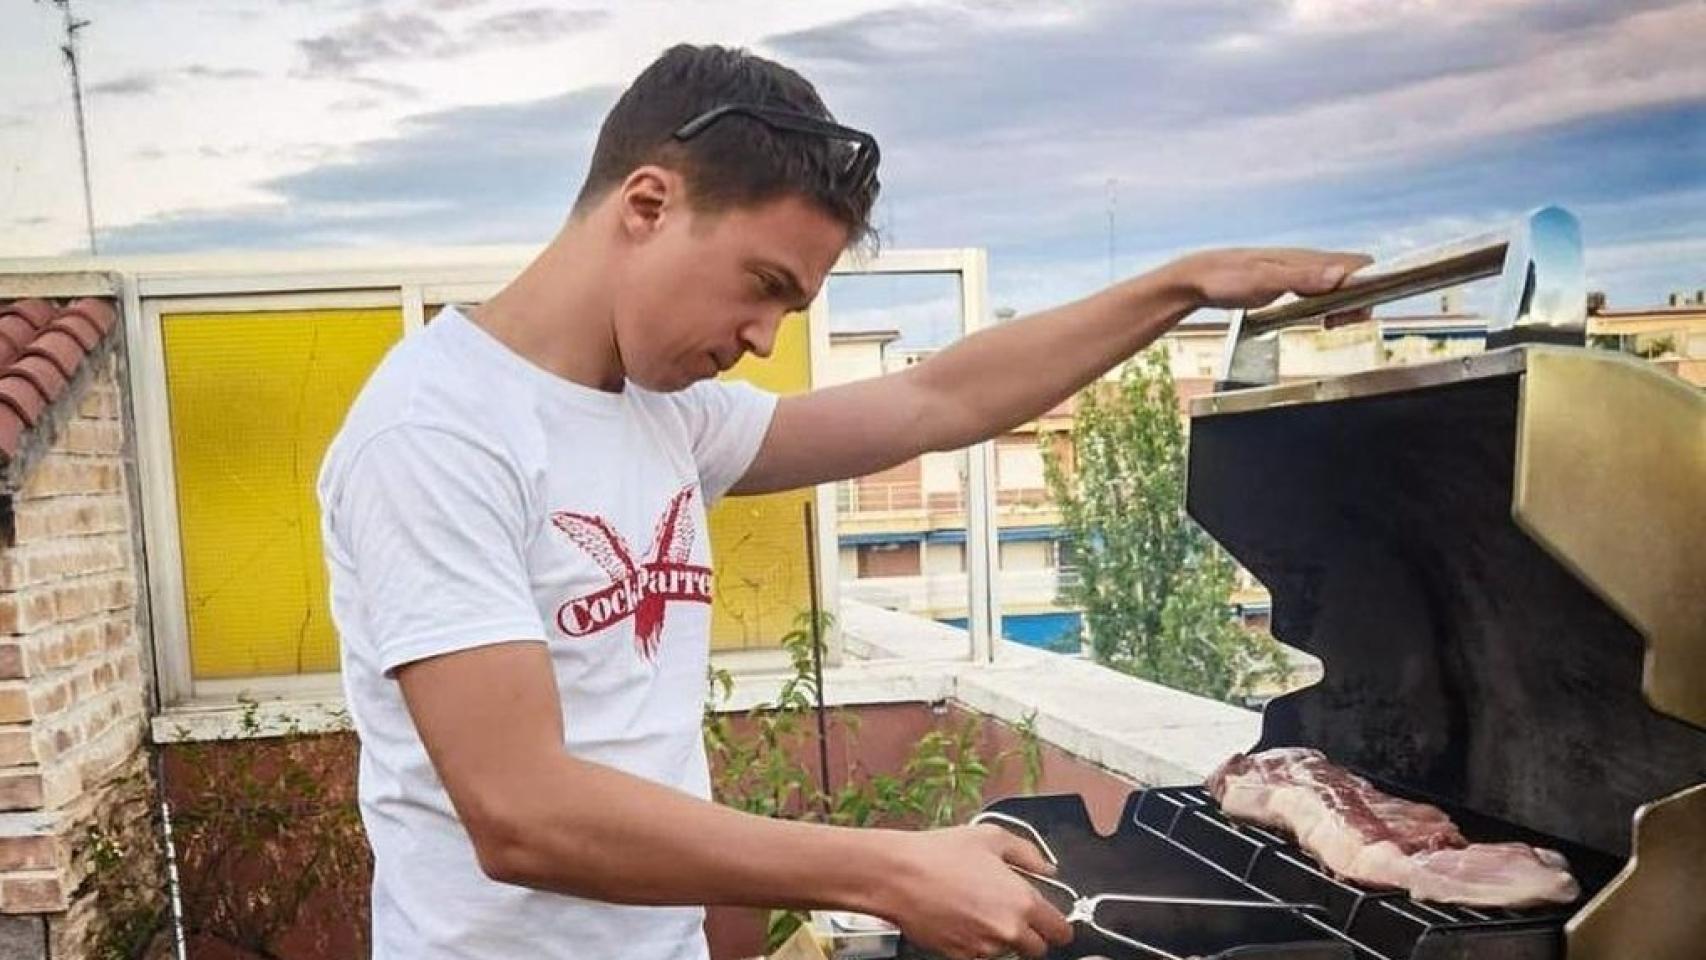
{"left": 707, "top": 312, "right": 816, "bottom": 650}
{"left": 164, "top": 309, "right": 402, "bottom": 678}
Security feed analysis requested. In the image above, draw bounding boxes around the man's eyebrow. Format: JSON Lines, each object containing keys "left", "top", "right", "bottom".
{"left": 755, "top": 259, "right": 815, "bottom": 310}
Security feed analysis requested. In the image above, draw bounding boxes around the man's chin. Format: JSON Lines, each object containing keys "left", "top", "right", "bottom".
{"left": 630, "top": 368, "right": 708, "bottom": 393}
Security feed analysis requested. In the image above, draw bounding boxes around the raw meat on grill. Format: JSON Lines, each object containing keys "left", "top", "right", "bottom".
{"left": 1409, "top": 842, "right": 1581, "bottom": 909}
{"left": 1206, "top": 747, "right": 1463, "bottom": 889}
{"left": 1206, "top": 748, "right": 1578, "bottom": 908}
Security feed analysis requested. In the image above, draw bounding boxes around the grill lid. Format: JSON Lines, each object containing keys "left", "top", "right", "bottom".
{"left": 1183, "top": 209, "right": 1706, "bottom": 959}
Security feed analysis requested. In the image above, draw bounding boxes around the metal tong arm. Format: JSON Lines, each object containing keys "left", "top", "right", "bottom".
{"left": 1218, "top": 204, "right": 1585, "bottom": 388}
{"left": 969, "top": 811, "right": 1326, "bottom": 913}
{"left": 974, "top": 812, "right": 1182, "bottom": 959}
{"left": 970, "top": 811, "right": 1328, "bottom": 960}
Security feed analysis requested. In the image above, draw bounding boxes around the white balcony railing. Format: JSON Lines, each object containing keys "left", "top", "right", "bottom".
{"left": 837, "top": 479, "right": 1056, "bottom": 515}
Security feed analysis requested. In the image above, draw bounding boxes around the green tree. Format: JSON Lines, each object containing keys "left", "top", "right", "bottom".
{"left": 1044, "top": 349, "right": 1290, "bottom": 703}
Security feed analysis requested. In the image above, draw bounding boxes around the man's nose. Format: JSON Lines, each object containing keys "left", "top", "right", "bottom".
{"left": 739, "top": 313, "right": 782, "bottom": 359}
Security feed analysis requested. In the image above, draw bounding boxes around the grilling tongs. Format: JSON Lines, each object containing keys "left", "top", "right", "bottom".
{"left": 971, "top": 811, "right": 1329, "bottom": 960}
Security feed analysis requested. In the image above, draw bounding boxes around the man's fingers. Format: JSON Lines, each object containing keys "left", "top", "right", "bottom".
{"left": 994, "top": 829, "right": 1057, "bottom": 876}
{"left": 1032, "top": 892, "right": 1076, "bottom": 945}
{"left": 1277, "top": 253, "right": 1369, "bottom": 298}
{"left": 1010, "top": 926, "right": 1049, "bottom": 959}
{"left": 1287, "top": 261, "right": 1346, "bottom": 296}
{"left": 1319, "top": 252, "right": 1373, "bottom": 290}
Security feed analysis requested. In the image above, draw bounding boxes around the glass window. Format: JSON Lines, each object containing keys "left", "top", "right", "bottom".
{"left": 164, "top": 307, "right": 402, "bottom": 678}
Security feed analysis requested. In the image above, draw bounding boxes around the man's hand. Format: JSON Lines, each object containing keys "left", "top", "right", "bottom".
{"left": 1165, "top": 248, "right": 1371, "bottom": 311}
{"left": 875, "top": 825, "right": 1075, "bottom": 960}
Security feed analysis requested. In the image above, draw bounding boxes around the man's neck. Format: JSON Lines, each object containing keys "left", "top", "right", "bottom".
{"left": 470, "top": 216, "right": 625, "bottom": 392}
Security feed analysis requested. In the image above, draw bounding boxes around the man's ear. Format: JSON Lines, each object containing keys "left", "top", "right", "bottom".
{"left": 617, "top": 166, "right": 676, "bottom": 241}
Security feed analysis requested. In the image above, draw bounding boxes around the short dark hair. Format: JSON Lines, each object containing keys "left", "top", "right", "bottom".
{"left": 574, "top": 44, "right": 879, "bottom": 245}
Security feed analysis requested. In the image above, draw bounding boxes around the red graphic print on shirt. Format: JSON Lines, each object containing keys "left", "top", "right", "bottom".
{"left": 550, "top": 485, "right": 712, "bottom": 662}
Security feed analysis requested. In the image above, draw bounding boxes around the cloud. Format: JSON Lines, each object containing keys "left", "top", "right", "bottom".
{"left": 299, "top": 12, "right": 459, "bottom": 75}
{"left": 329, "top": 97, "right": 383, "bottom": 113}
{"left": 828, "top": 284, "right": 965, "bottom": 349}
{"left": 298, "top": 5, "right": 611, "bottom": 78}
{"left": 87, "top": 73, "right": 162, "bottom": 97}
{"left": 344, "top": 75, "right": 424, "bottom": 100}
{"left": 767, "top": 0, "right": 1696, "bottom": 185}
{"left": 87, "top": 0, "right": 1701, "bottom": 313}
{"left": 100, "top": 84, "right": 619, "bottom": 253}
{"left": 757, "top": 0, "right": 1704, "bottom": 308}
{"left": 182, "top": 64, "right": 264, "bottom": 81}
{"left": 468, "top": 8, "right": 609, "bottom": 45}
{"left": 86, "top": 63, "right": 264, "bottom": 99}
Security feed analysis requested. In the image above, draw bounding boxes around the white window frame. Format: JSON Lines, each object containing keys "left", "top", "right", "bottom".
{"left": 821, "top": 248, "right": 999, "bottom": 664}
{"left": 133, "top": 287, "right": 411, "bottom": 706}
{"left": 120, "top": 252, "right": 542, "bottom": 706}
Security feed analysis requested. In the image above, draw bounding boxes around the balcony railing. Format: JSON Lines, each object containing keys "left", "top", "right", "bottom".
{"left": 837, "top": 479, "right": 1057, "bottom": 515}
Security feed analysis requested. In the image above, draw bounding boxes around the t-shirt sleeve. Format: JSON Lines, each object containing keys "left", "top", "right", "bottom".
{"left": 334, "top": 424, "right": 546, "bottom": 675}
{"left": 674, "top": 379, "right": 779, "bottom": 503}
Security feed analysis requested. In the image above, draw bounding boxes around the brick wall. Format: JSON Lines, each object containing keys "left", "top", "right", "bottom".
{"left": 0, "top": 353, "right": 158, "bottom": 958}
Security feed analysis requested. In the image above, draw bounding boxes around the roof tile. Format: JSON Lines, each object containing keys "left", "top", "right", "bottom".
{"left": 25, "top": 331, "right": 86, "bottom": 379}
{"left": 0, "top": 297, "right": 120, "bottom": 463}
{"left": 64, "top": 298, "right": 116, "bottom": 336}
{"left": 0, "top": 377, "right": 48, "bottom": 426}
{"left": 13, "top": 355, "right": 68, "bottom": 399}
{"left": 0, "top": 300, "right": 56, "bottom": 330}
{"left": 0, "top": 315, "right": 36, "bottom": 359}
{"left": 49, "top": 316, "right": 102, "bottom": 351}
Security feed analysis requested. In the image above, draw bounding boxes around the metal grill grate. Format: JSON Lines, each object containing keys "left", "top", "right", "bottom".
{"left": 1129, "top": 786, "right": 1605, "bottom": 960}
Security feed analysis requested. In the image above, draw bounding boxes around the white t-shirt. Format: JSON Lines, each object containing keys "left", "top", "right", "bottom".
{"left": 317, "top": 305, "right": 778, "bottom": 960}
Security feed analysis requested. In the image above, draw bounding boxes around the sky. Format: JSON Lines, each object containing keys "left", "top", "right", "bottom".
{"left": 2, "top": 0, "right": 1702, "bottom": 345}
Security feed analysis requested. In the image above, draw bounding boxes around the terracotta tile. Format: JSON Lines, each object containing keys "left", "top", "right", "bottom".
{"left": 64, "top": 298, "right": 116, "bottom": 336}
{"left": 0, "top": 300, "right": 55, "bottom": 330}
{"left": 0, "top": 377, "right": 47, "bottom": 426}
{"left": 23, "top": 331, "right": 86, "bottom": 379}
{"left": 0, "top": 315, "right": 35, "bottom": 356}
{"left": 48, "top": 316, "right": 101, "bottom": 351}
{"left": 11, "top": 356, "right": 67, "bottom": 401}
{"left": 0, "top": 298, "right": 119, "bottom": 468}
{"left": 0, "top": 407, "right": 23, "bottom": 460}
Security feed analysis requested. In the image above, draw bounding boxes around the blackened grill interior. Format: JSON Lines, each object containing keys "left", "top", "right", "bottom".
{"left": 1185, "top": 371, "right": 1706, "bottom": 858}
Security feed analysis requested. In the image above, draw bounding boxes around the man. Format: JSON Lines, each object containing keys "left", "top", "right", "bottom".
{"left": 317, "top": 43, "right": 1366, "bottom": 960}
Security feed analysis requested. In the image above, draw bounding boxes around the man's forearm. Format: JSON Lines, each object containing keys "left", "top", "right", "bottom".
{"left": 478, "top": 751, "right": 906, "bottom": 915}
{"left": 907, "top": 263, "right": 1200, "bottom": 452}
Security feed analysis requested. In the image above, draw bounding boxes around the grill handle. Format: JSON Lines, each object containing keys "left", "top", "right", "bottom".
{"left": 1217, "top": 205, "right": 1586, "bottom": 388}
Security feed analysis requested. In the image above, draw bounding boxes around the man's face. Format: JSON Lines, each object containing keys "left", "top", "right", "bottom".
{"left": 612, "top": 188, "right": 849, "bottom": 392}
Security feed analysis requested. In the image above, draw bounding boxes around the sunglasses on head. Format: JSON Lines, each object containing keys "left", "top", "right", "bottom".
{"left": 672, "top": 103, "right": 880, "bottom": 195}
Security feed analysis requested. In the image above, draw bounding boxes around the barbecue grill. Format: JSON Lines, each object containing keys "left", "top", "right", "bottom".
{"left": 904, "top": 207, "right": 1706, "bottom": 960}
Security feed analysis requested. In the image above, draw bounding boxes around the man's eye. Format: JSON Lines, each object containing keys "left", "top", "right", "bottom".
{"left": 753, "top": 273, "right": 782, "bottom": 298}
